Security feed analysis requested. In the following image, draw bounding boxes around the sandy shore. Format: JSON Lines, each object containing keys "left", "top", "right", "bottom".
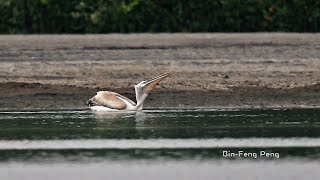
{"left": 1, "top": 33, "right": 320, "bottom": 109}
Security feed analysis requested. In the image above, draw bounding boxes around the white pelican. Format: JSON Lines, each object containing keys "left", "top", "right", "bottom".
{"left": 86, "top": 72, "right": 171, "bottom": 111}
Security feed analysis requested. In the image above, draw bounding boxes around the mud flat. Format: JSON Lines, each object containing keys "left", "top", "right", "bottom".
{"left": 1, "top": 33, "right": 320, "bottom": 109}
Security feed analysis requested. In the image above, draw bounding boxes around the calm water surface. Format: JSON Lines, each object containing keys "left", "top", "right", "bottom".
{"left": 0, "top": 108, "right": 320, "bottom": 179}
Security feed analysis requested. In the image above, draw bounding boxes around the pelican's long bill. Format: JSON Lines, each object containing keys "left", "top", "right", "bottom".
{"left": 144, "top": 72, "right": 171, "bottom": 93}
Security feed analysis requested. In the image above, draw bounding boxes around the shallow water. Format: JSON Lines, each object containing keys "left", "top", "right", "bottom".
{"left": 0, "top": 108, "right": 320, "bottom": 179}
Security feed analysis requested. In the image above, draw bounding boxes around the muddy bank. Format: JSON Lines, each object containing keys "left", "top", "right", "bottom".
{"left": 1, "top": 82, "right": 320, "bottom": 109}
{"left": 1, "top": 33, "right": 320, "bottom": 109}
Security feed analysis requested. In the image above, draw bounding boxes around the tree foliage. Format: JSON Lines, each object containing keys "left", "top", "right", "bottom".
{"left": 0, "top": 0, "right": 319, "bottom": 33}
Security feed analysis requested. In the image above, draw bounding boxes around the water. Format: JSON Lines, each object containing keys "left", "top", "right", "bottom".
{"left": 0, "top": 108, "right": 320, "bottom": 179}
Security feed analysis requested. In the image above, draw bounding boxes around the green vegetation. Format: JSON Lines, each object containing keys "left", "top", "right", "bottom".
{"left": 0, "top": 0, "right": 319, "bottom": 33}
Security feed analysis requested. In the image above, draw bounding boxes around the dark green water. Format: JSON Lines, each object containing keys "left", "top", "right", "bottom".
{"left": 0, "top": 108, "right": 320, "bottom": 179}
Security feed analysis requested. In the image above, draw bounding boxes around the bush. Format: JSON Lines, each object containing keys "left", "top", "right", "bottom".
{"left": 0, "top": 0, "right": 319, "bottom": 33}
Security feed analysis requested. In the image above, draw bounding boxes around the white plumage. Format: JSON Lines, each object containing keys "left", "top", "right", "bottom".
{"left": 86, "top": 72, "right": 171, "bottom": 111}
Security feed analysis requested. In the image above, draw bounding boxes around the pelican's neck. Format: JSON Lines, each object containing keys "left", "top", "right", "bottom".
{"left": 135, "top": 85, "right": 148, "bottom": 110}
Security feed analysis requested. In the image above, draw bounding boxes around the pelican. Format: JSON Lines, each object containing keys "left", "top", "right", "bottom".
{"left": 86, "top": 72, "right": 171, "bottom": 111}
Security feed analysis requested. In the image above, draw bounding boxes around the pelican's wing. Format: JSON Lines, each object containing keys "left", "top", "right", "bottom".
{"left": 114, "top": 93, "right": 136, "bottom": 106}
{"left": 94, "top": 91, "right": 127, "bottom": 110}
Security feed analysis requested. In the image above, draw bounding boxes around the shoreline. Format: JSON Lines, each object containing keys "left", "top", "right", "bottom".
{"left": 2, "top": 82, "right": 320, "bottom": 109}
{"left": 1, "top": 33, "right": 320, "bottom": 109}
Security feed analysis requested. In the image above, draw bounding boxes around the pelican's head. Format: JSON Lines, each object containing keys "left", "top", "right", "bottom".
{"left": 135, "top": 72, "right": 171, "bottom": 94}
{"left": 134, "top": 72, "right": 171, "bottom": 106}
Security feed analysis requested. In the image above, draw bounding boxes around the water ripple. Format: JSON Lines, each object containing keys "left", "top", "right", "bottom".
{"left": 1, "top": 138, "right": 320, "bottom": 150}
